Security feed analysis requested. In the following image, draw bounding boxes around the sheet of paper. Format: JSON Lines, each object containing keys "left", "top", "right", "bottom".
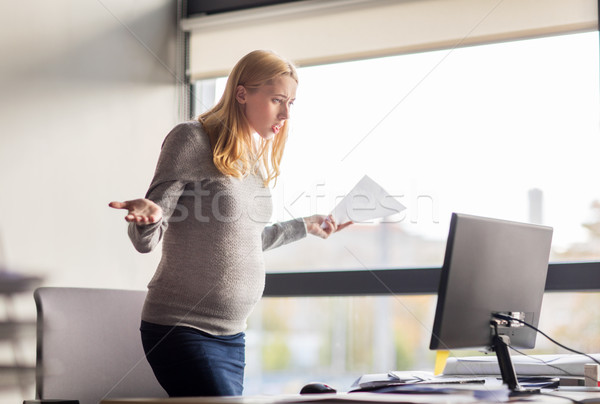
{"left": 443, "top": 354, "right": 600, "bottom": 377}
{"left": 329, "top": 175, "right": 406, "bottom": 224}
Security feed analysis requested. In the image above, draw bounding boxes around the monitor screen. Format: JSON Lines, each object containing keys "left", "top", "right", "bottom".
{"left": 430, "top": 213, "right": 553, "bottom": 352}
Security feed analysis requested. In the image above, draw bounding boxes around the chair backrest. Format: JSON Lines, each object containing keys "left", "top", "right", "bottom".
{"left": 33, "top": 287, "right": 167, "bottom": 404}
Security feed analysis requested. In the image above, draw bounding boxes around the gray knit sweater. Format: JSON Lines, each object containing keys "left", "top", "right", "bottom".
{"left": 128, "top": 121, "right": 307, "bottom": 335}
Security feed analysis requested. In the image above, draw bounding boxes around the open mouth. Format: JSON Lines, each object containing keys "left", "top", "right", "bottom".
{"left": 271, "top": 124, "right": 282, "bottom": 135}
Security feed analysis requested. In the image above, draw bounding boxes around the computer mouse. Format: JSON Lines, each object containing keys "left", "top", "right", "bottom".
{"left": 300, "top": 382, "right": 337, "bottom": 394}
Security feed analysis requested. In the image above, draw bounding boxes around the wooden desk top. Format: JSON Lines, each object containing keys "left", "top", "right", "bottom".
{"left": 100, "top": 388, "right": 600, "bottom": 404}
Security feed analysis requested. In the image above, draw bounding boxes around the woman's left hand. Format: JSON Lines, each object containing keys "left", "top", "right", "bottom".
{"left": 304, "top": 215, "right": 352, "bottom": 239}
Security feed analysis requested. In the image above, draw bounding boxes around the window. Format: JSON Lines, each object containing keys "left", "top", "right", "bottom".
{"left": 193, "top": 31, "right": 600, "bottom": 273}
{"left": 242, "top": 291, "right": 600, "bottom": 394}
{"left": 190, "top": 32, "right": 600, "bottom": 394}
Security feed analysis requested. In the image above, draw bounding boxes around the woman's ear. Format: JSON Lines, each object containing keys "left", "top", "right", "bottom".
{"left": 235, "top": 85, "right": 247, "bottom": 104}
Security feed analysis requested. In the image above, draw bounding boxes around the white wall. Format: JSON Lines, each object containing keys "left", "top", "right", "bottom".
{"left": 0, "top": 0, "right": 180, "bottom": 290}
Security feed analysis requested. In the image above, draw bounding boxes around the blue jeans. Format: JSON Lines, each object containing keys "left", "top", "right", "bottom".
{"left": 140, "top": 321, "right": 245, "bottom": 397}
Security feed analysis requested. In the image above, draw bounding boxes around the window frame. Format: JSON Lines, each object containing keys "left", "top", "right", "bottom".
{"left": 263, "top": 262, "right": 600, "bottom": 297}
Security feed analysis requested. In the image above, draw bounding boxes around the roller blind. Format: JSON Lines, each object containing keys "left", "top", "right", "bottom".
{"left": 182, "top": 0, "right": 598, "bottom": 80}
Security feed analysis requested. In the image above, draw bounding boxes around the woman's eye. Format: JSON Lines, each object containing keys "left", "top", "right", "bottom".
{"left": 273, "top": 98, "right": 282, "bottom": 104}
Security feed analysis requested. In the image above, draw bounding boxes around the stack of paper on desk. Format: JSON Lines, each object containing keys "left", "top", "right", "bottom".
{"left": 350, "top": 371, "right": 494, "bottom": 391}
{"left": 443, "top": 354, "right": 600, "bottom": 377}
{"left": 351, "top": 371, "right": 436, "bottom": 389}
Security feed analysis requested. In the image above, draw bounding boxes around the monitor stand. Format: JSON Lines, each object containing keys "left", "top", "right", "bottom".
{"left": 492, "top": 334, "right": 540, "bottom": 395}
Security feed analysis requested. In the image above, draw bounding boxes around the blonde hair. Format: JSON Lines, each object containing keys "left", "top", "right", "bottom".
{"left": 199, "top": 50, "right": 298, "bottom": 186}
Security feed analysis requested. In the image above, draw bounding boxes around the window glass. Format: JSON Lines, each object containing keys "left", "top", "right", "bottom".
{"left": 191, "top": 32, "right": 600, "bottom": 395}
{"left": 243, "top": 292, "right": 600, "bottom": 395}
{"left": 194, "top": 32, "right": 600, "bottom": 272}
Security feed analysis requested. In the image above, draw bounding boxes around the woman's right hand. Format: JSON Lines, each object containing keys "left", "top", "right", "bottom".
{"left": 108, "top": 199, "right": 163, "bottom": 225}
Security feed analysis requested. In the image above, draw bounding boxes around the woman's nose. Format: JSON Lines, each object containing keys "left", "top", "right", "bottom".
{"left": 279, "top": 103, "right": 290, "bottom": 119}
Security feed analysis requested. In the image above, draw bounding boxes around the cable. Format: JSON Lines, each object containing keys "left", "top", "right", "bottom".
{"left": 492, "top": 313, "right": 600, "bottom": 367}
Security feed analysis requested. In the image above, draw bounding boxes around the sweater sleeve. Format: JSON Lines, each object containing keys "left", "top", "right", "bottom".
{"left": 128, "top": 123, "right": 207, "bottom": 253}
{"left": 127, "top": 181, "right": 187, "bottom": 253}
{"left": 262, "top": 218, "right": 307, "bottom": 251}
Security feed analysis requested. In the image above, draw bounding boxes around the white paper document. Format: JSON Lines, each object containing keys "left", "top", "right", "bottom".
{"left": 328, "top": 175, "right": 406, "bottom": 224}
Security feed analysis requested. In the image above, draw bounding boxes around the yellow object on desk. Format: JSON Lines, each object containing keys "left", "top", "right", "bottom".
{"left": 434, "top": 350, "right": 449, "bottom": 376}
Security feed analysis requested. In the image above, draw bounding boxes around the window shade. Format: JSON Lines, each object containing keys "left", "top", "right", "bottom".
{"left": 182, "top": 0, "right": 597, "bottom": 80}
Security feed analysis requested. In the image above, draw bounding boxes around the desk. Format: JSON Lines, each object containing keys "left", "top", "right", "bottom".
{"left": 101, "top": 388, "right": 600, "bottom": 404}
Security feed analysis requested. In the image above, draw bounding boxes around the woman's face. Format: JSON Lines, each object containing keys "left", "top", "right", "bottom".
{"left": 236, "top": 75, "right": 297, "bottom": 140}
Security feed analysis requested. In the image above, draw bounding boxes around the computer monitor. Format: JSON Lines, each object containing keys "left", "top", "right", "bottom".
{"left": 430, "top": 213, "right": 553, "bottom": 392}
